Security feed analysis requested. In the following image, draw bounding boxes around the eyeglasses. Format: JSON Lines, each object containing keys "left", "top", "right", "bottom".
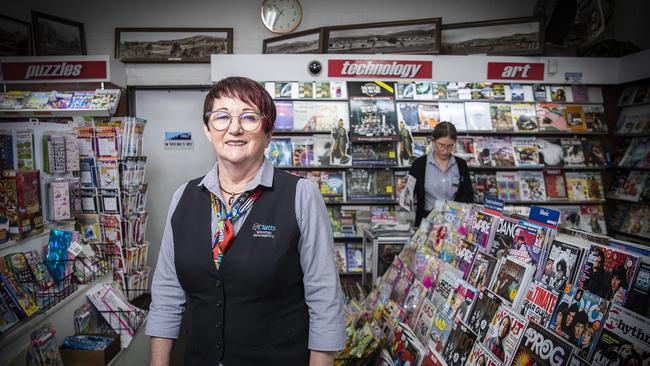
{"left": 205, "top": 111, "right": 263, "bottom": 132}
{"left": 435, "top": 142, "right": 455, "bottom": 151}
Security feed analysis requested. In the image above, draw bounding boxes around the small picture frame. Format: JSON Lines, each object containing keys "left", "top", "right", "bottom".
{"left": 324, "top": 18, "right": 441, "bottom": 54}
{"left": 115, "top": 28, "right": 233, "bottom": 63}
{"left": 263, "top": 27, "right": 325, "bottom": 54}
{"left": 0, "top": 15, "right": 33, "bottom": 56}
{"left": 31, "top": 11, "right": 86, "bottom": 55}
{"left": 441, "top": 17, "right": 544, "bottom": 55}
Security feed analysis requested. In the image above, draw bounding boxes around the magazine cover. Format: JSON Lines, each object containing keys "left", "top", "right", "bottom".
{"left": 465, "top": 102, "right": 493, "bottom": 131}
{"left": 520, "top": 279, "right": 561, "bottom": 326}
{"left": 467, "top": 290, "right": 502, "bottom": 342}
{"left": 453, "top": 240, "right": 478, "bottom": 280}
{"left": 584, "top": 104, "right": 607, "bottom": 132}
{"left": 421, "top": 345, "right": 447, "bottom": 366}
{"left": 390, "top": 324, "right": 427, "bottom": 366}
{"left": 15, "top": 129, "right": 35, "bottom": 171}
{"left": 348, "top": 81, "right": 397, "bottom": 141}
{"left": 467, "top": 342, "right": 501, "bottom": 366}
{"left": 45, "top": 92, "right": 72, "bottom": 109}
{"left": 430, "top": 311, "right": 454, "bottom": 353}
{"left": 415, "top": 81, "right": 434, "bottom": 100}
{"left": 576, "top": 244, "right": 640, "bottom": 304}
{"left": 0, "top": 91, "right": 31, "bottom": 109}
{"left": 537, "top": 138, "right": 564, "bottom": 167}
{"left": 439, "top": 102, "right": 468, "bottom": 131}
{"left": 312, "top": 135, "right": 332, "bottom": 166}
{"left": 533, "top": 84, "right": 548, "bottom": 101}
{"left": 490, "top": 257, "right": 533, "bottom": 308}
{"left": 431, "top": 268, "right": 463, "bottom": 310}
{"left": 397, "top": 124, "right": 415, "bottom": 166}
{"left": 506, "top": 84, "right": 533, "bottom": 102}
{"left": 539, "top": 239, "right": 583, "bottom": 293}
{"left": 0, "top": 131, "right": 13, "bottom": 171}
{"left": 572, "top": 85, "right": 589, "bottom": 102}
{"left": 418, "top": 103, "right": 441, "bottom": 131}
{"left": 565, "top": 105, "right": 587, "bottom": 132}
{"left": 489, "top": 137, "right": 515, "bottom": 167}
{"left": 473, "top": 137, "right": 493, "bottom": 167}
{"left": 537, "top": 103, "right": 568, "bottom": 132}
{"left": 548, "top": 288, "right": 608, "bottom": 358}
{"left": 441, "top": 321, "right": 477, "bottom": 366}
{"left": 441, "top": 278, "right": 478, "bottom": 323}
{"left": 291, "top": 137, "right": 313, "bottom": 166}
{"left": 397, "top": 102, "right": 422, "bottom": 130}
{"left": 565, "top": 172, "right": 590, "bottom": 201}
{"left": 396, "top": 81, "right": 416, "bottom": 100}
{"left": 590, "top": 304, "right": 650, "bottom": 365}
{"left": 578, "top": 205, "right": 607, "bottom": 234}
{"left": 470, "top": 82, "right": 494, "bottom": 99}
{"left": 581, "top": 139, "right": 607, "bottom": 167}
{"left": 319, "top": 171, "right": 345, "bottom": 202}
{"left": 550, "top": 86, "right": 573, "bottom": 102}
{"left": 490, "top": 216, "right": 532, "bottom": 260}
{"left": 68, "top": 91, "right": 94, "bottom": 109}
{"left": 473, "top": 173, "right": 498, "bottom": 202}
{"left": 273, "top": 100, "right": 293, "bottom": 130}
{"left": 23, "top": 92, "right": 51, "bottom": 109}
{"left": 624, "top": 261, "right": 650, "bottom": 317}
{"left": 351, "top": 141, "right": 397, "bottom": 166}
{"left": 412, "top": 299, "right": 437, "bottom": 345}
{"left": 490, "top": 103, "right": 514, "bottom": 131}
{"left": 519, "top": 171, "right": 547, "bottom": 201}
{"left": 455, "top": 137, "right": 477, "bottom": 167}
{"left": 294, "top": 101, "right": 349, "bottom": 132}
{"left": 465, "top": 211, "right": 496, "bottom": 251}
{"left": 432, "top": 82, "right": 448, "bottom": 100}
{"left": 467, "top": 252, "right": 499, "bottom": 291}
{"left": 513, "top": 320, "right": 574, "bottom": 366}
{"left": 496, "top": 171, "right": 520, "bottom": 201}
{"left": 562, "top": 138, "right": 586, "bottom": 167}
{"left": 511, "top": 103, "right": 538, "bottom": 132}
{"left": 512, "top": 137, "right": 541, "bottom": 167}
{"left": 544, "top": 170, "right": 568, "bottom": 200}
{"left": 482, "top": 304, "right": 528, "bottom": 365}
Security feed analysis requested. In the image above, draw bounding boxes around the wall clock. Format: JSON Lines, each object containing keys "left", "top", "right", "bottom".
{"left": 260, "top": 0, "right": 302, "bottom": 34}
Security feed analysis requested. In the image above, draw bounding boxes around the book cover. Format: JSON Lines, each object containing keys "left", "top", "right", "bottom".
{"left": 490, "top": 257, "right": 533, "bottom": 308}
{"left": 576, "top": 244, "right": 640, "bottom": 305}
{"left": 511, "top": 103, "right": 539, "bottom": 132}
{"left": 467, "top": 342, "right": 501, "bottom": 366}
{"left": 467, "top": 252, "right": 499, "bottom": 291}
{"left": 519, "top": 171, "right": 547, "bottom": 201}
{"left": 590, "top": 304, "right": 650, "bottom": 366}
{"left": 520, "top": 279, "right": 560, "bottom": 326}
{"left": 273, "top": 100, "right": 293, "bottom": 130}
{"left": 561, "top": 138, "right": 586, "bottom": 167}
{"left": 439, "top": 102, "right": 468, "bottom": 131}
{"left": 565, "top": 105, "right": 587, "bottom": 132}
{"left": 549, "top": 288, "right": 608, "bottom": 358}
{"left": 544, "top": 170, "right": 568, "bottom": 200}
{"left": 489, "top": 137, "right": 515, "bottom": 167}
{"left": 441, "top": 321, "right": 477, "bottom": 366}
{"left": 496, "top": 171, "right": 520, "bottom": 201}
{"left": 513, "top": 320, "right": 573, "bottom": 366}
{"left": 482, "top": 304, "right": 528, "bottom": 365}
{"left": 464, "top": 102, "right": 493, "bottom": 131}
{"left": 537, "top": 138, "right": 564, "bottom": 167}
{"left": 490, "top": 103, "right": 514, "bottom": 131}
{"left": 539, "top": 239, "right": 582, "bottom": 293}
{"left": 537, "top": 103, "right": 568, "bottom": 132}
{"left": 512, "top": 137, "right": 540, "bottom": 167}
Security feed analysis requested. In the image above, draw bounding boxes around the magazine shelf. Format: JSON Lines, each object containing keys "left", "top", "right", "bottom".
{"left": 327, "top": 201, "right": 399, "bottom": 206}
{"left": 0, "top": 108, "right": 114, "bottom": 118}
{"left": 608, "top": 229, "right": 650, "bottom": 242}
{"left": 0, "top": 222, "right": 75, "bottom": 253}
{"left": 606, "top": 196, "right": 650, "bottom": 204}
{"left": 468, "top": 166, "right": 606, "bottom": 171}
{"left": 477, "top": 199, "right": 606, "bottom": 205}
{"left": 416, "top": 131, "right": 609, "bottom": 137}
{"left": 613, "top": 166, "right": 650, "bottom": 171}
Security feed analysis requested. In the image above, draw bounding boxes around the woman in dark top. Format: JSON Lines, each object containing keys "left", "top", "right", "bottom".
{"left": 408, "top": 122, "right": 474, "bottom": 226}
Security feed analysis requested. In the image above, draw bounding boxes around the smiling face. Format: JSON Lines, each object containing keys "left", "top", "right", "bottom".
{"left": 203, "top": 96, "right": 271, "bottom": 168}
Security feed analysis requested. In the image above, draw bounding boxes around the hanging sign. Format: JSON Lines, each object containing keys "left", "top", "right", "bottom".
{"left": 1, "top": 59, "right": 109, "bottom": 82}
{"left": 328, "top": 59, "right": 432, "bottom": 79}
{"left": 487, "top": 62, "right": 544, "bottom": 80}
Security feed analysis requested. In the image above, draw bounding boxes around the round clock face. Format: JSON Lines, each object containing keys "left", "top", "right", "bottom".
{"left": 261, "top": 0, "right": 302, "bottom": 34}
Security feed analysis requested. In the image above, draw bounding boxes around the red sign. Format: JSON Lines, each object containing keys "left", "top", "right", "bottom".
{"left": 328, "top": 59, "right": 432, "bottom": 79}
{"left": 487, "top": 62, "right": 544, "bottom": 80}
{"left": 1, "top": 60, "right": 108, "bottom": 82}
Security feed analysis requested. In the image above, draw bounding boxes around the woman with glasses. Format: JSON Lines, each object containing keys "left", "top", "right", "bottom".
{"left": 147, "top": 77, "right": 344, "bottom": 366}
{"left": 408, "top": 122, "right": 474, "bottom": 226}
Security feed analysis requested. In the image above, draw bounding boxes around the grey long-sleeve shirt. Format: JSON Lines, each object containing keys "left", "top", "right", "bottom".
{"left": 145, "top": 158, "right": 346, "bottom": 351}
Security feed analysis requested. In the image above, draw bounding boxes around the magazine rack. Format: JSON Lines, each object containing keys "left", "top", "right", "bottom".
{"left": 362, "top": 228, "right": 412, "bottom": 288}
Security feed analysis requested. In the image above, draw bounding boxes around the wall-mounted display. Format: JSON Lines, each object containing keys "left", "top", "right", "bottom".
{"left": 263, "top": 27, "right": 324, "bottom": 54}
{"left": 0, "top": 15, "right": 33, "bottom": 56}
{"left": 31, "top": 11, "right": 86, "bottom": 56}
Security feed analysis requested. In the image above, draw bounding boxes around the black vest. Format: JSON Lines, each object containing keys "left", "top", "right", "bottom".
{"left": 171, "top": 170, "right": 309, "bottom": 366}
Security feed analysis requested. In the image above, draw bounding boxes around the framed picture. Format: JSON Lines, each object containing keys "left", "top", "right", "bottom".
{"left": 0, "top": 15, "right": 33, "bottom": 56}
{"left": 441, "top": 17, "right": 544, "bottom": 55}
{"left": 31, "top": 11, "right": 86, "bottom": 55}
{"left": 324, "top": 18, "right": 441, "bottom": 54}
{"left": 115, "top": 28, "right": 233, "bottom": 63}
{"left": 263, "top": 27, "right": 324, "bottom": 54}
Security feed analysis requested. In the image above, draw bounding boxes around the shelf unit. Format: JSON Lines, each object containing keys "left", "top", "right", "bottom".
{"left": 0, "top": 108, "right": 115, "bottom": 118}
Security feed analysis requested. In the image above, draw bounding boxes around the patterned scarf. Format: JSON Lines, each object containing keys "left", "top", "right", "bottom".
{"left": 209, "top": 187, "right": 263, "bottom": 270}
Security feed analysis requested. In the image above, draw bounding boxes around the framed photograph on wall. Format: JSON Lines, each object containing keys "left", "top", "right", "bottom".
{"left": 324, "top": 18, "right": 441, "bottom": 54}
{"left": 115, "top": 28, "right": 233, "bottom": 63}
{"left": 0, "top": 15, "right": 33, "bottom": 56}
{"left": 441, "top": 17, "right": 544, "bottom": 55}
{"left": 31, "top": 11, "right": 86, "bottom": 55}
{"left": 263, "top": 27, "right": 324, "bottom": 54}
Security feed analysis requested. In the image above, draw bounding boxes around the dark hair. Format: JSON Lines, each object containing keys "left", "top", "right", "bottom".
{"left": 575, "top": 311, "right": 588, "bottom": 325}
{"left": 593, "top": 248, "right": 604, "bottom": 260}
{"left": 610, "top": 266, "right": 628, "bottom": 289}
{"left": 556, "top": 259, "right": 567, "bottom": 273}
{"left": 202, "top": 76, "right": 276, "bottom": 133}
{"left": 568, "top": 303, "right": 579, "bottom": 314}
{"left": 557, "top": 302, "right": 568, "bottom": 314}
{"left": 432, "top": 121, "right": 457, "bottom": 140}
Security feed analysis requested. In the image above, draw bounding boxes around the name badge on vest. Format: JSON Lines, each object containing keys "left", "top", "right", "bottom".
{"left": 252, "top": 223, "right": 276, "bottom": 239}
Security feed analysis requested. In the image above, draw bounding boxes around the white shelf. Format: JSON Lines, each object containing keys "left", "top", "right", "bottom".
{"left": 0, "top": 222, "right": 75, "bottom": 255}
{"left": 0, "top": 108, "right": 114, "bottom": 118}
{"left": 0, "top": 272, "right": 113, "bottom": 365}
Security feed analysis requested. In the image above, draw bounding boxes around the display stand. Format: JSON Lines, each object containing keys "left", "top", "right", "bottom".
{"left": 362, "top": 228, "right": 411, "bottom": 288}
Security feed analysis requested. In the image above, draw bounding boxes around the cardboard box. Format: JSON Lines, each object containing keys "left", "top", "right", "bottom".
{"left": 59, "top": 333, "right": 121, "bottom": 366}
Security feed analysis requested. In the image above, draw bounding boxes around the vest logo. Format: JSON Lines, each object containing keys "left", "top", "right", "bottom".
{"left": 252, "top": 223, "right": 276, "bottom": 239}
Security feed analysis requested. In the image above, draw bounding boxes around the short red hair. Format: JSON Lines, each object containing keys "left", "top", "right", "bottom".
{"left": 203, "top": 76, "right": 276, "bottom": 133}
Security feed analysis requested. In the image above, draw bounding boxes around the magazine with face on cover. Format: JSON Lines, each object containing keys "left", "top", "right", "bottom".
{"left": 482, "top": 304, "right": 528, "bottom": 365}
